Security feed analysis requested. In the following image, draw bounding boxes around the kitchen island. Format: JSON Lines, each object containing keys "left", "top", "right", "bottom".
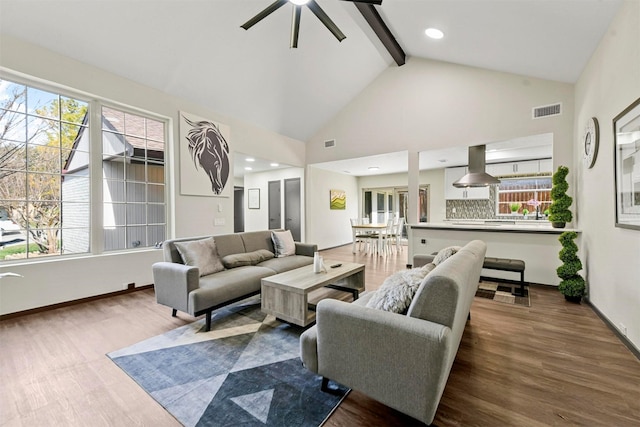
{"left": 408, "top": 222, "right": 581, "bottom": 286}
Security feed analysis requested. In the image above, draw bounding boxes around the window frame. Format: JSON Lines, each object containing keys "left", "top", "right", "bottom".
{"left": 495, "top": 174, "right": 552, "bottom": 217}
{"left": 0, "top": 72, "right": 170, "bottom": 264}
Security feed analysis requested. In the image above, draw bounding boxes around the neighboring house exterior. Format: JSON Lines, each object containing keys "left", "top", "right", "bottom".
{"left": 62, "top": 114, "right": 165, "bottom": 253}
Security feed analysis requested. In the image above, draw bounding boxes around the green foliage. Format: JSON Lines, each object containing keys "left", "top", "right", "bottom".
{"left": 557, "top": 231, "right": 585, "bottom": 298}
{"left": 523, "top": 208, "right": 529, "bottom": 215}
{"left": 0, "top": 84, "right": 87, "bottom": 255}
{"left": 549, "top": 165, "right": 573, "bottom": 224}
{"left": 558, "top": 276, "right": 586, "bottom": 297}
{"left": 510, "top": 202, "right": 521, "bottom": 212}
{"left": 0, "top": 244, "right": 40, "bottom": 260}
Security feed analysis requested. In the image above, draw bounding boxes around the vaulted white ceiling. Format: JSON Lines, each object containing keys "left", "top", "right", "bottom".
{"left": 0, "top": 0, "right": 622, "bottom": 142}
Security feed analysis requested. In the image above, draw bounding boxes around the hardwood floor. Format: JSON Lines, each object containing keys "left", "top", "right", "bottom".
{"left": 1, "top": 244, "right": 638, "bottom": 426}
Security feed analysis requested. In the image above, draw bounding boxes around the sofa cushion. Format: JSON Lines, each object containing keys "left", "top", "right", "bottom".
{"left": 241, "top": 230, "right": 276, "bottom": 253}
{"left": 365, "top": 263, "right": 436, "bottom": 313}
{"left": 433, "top": 246, "right": 461, "bottom": 265}
{"left": 271, "top": 230, "right": 296, "bottom": 257}
{"left": 174, "top": 237, "right": 225, "bottom": 277}
{"left": 258, "top": 254, "right": 314, "bottom": 274}
{"left": 222, "top": 249, "right": 275, "bottom": 269}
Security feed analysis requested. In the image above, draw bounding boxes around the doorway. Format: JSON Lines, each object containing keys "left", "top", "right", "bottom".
{"left": 234, "top": 186, "right": 244, "bottom": 232}
{"left": 284, "top": 178, "right": 301, "bottom": 241}
{"left": 268, "top": 180, "right": 281, "bottom": 230}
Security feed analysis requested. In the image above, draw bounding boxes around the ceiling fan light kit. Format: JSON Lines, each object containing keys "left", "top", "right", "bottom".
{"left": 241, "top": 0, "right": 382, "bottom": 48}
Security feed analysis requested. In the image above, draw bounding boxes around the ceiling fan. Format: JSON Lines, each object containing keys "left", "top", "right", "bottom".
{"left": 241, "top": 0, "right": 383, "bottom": 48}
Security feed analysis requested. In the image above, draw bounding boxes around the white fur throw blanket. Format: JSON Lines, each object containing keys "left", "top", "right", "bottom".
{"left": 366, "top": 263, "right": 436, "bottom": 313}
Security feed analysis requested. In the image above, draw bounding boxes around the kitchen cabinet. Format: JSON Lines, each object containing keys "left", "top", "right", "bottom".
{"left": 539, "top": 158, "right": 553, "bottom": 173}
{"left": 444, "top": 166, "right": 490, "bottom": 200}
{"left": 486, "top": 158, "right": 552, "bottom": 176}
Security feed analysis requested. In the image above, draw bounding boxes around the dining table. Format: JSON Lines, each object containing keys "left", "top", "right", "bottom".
{"left": 351, "top": 223, "right": 388, "bottom": 255}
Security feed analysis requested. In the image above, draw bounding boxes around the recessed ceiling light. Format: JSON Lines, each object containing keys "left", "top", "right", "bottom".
{"left": 270, "top": 163, "right": 279, "bottom": 167}
{"left": 245, "top": 158, "right": 255, "bottom": 162}
{"left": 425, "top": 28, "right": 444, "bottom": 39}
{"left": 244, "top": 166, "right": 253, "bottom": 171}
{"left": 368, "top": 166, "right": 380, "bottom": 171}
{"left": 289, "top": 0, "right": 309, "bottom": 5}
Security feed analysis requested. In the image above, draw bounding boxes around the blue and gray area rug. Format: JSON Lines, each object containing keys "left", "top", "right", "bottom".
{"left": 108, "top": 298, "right": 348, "bottom": 426}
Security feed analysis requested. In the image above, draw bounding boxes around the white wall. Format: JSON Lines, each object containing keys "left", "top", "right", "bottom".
{"left": 574, "top": 0, "right": 640, "bottom": 351}
{"left": 306, "top": 166, "right": 359, "bottom": 250}
{"left": 307, "top": 57, "right": 574, "bottom": 167}
{"left": 357, "top": 169, "right": 446, "bottom": 223}
{"left": 307, "top": 57, "right": 575, "bottom": 249}
{"left": 0, "top": 36, "right": 306, "bottom": 315}
{"left": 243, "top": 167, "right": 305, "bottom": 236}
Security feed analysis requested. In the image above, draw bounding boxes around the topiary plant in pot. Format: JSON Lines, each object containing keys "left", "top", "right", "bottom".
{"left": 557, "top": 231, "right": 585, "bottom": 302}
{"left": 549, "top": 165, "right": 573, "bottom": 228}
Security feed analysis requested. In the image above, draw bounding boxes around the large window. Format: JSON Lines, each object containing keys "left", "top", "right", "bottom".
{"left": 0, "top": 77, "right": 167, "bottom": 261}
{"left": 101, "top": 106, "right": 166, "bottom": 250}
{"left": 497, "top": 176, "right": 552, "bottom": 216}
{"left": 0, "top": 79, "right": 89, "bottom": 259}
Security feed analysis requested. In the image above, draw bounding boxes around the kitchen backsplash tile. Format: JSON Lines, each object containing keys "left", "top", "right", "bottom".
{"left": 445, "top": 186, "right": 540, "bottom": 221}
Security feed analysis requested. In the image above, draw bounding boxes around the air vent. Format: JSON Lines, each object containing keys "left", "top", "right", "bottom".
{"left": 324, "top": 139, "right": 336, "bottom": 148}
{"left": 533, "top": 103, "right": 562, "bottom": 119}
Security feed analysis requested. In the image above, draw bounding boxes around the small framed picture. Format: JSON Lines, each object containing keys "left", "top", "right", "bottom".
{"left": 248, "top": 188, "right": 260, "bottom": 209}
{"left": 330, "top": 189, "right": 346, "bottom": 210}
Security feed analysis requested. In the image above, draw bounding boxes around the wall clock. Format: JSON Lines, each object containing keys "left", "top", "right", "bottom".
{"left": 583, "top": 116, "right": 599, "bottom": 168}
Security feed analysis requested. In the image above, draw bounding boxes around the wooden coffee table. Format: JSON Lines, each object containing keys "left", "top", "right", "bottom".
{"left": 261, "top": 260, "right": 365, "bottom": 327}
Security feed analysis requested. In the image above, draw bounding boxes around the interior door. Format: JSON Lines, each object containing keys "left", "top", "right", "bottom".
{"left": 284, "top": 178, "right": 301, "bottom": 241}
{"left": 268, "top": 180, "right": 281, "bottom": 230}
{"left": 233, "top": 186, "right": 244, "bottom": 232}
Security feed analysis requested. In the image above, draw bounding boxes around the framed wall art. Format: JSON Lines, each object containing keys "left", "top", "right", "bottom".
{"left": 248, "top": 188, "right": 260, "bottom": 209}
{"left": 613, "top": 97, "right": 640, "bottom": 230}
{"left": 330, "top": 189, "right": 346, "bottom": 210}
{"left": 179, "top": 112, "right": 231, "bottom": 197}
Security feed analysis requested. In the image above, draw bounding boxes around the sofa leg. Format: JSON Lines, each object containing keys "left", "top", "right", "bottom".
{"left": 171, "top": 308, "right": 177, "bottom": 317}
{"left": 467, "top": 312, "right": 471, "bottom": 321}
{"left": 321, "top": 377, "right": 342, "bottom": 395}
{"left": 205, "top": 309, "right": 212, "bottom": 332}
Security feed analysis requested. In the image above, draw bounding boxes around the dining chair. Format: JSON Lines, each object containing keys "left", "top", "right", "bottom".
{"left": 380, "top": 218, "right": 396, "bottom": 256}
{"left": 350, "top": 218, "right": 370, "bottom": 252}
{"left": 393, "top": 217, "right": 405, "bottom": 252}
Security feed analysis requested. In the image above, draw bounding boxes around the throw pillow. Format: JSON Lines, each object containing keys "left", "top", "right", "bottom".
{"left": 174, "top": 237, "right": 225, "bottom": 277}
{"left": 366, "top": 263, "right": 436, "bottom": 314}
{"left": 433, "top": 246, "right": 461, "bottom": 265}
{"left": 222, "top": 249, "right": 275, "bottom": 268}
{"left": 271, "top": 230, "right": 296, "bottom": 258}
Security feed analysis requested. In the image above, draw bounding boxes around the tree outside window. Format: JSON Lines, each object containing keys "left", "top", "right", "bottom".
{"left": 1, "top": 79, "right": 89, "bottom": 260}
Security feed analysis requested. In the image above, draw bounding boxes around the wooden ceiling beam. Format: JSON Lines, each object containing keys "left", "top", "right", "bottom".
{"left": 354, "top": 2, "right": 405, "bottom": 66}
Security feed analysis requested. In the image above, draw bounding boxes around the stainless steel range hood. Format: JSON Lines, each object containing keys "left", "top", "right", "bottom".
{"left": 453, "top": 144, "right": 501, "bottom": 188}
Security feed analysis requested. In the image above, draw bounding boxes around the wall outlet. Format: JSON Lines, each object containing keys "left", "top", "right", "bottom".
{"left": 421, "top": 239, "right": 427, "bottom": 244}
{"left": 125, "top": 282, "right": 135, "bottom": 290}
{"left": 619, "top": 323, "right": 627, "bottom": 336}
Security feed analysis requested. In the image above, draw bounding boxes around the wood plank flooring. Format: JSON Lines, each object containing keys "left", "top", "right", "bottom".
{"left": 1, "top": 243, "right": 638, "bottom": 426}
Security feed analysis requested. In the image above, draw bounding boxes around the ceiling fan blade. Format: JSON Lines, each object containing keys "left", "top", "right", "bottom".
{"left": 340, "top": 0, "right": 383, "bottom": 5}
{"left": 291, "top": 5, "right": 302, "bottom": 48}
{"left": 307, "top": 0, "right": 346, "bottom": 42}
{"left": 241, "top": 0, "right": 289, "bottom": 30}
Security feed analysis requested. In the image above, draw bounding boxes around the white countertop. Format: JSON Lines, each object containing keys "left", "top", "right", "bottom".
{"left": 409, "top": 221, "right": 580, "bottom": 233}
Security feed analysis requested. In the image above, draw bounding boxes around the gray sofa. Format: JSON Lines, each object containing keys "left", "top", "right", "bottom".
{"left": 153, "top": 230, "right": 317, "bottom": 331}
{"left": 300, "top": 240, "right": 486, "bottom": 425}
